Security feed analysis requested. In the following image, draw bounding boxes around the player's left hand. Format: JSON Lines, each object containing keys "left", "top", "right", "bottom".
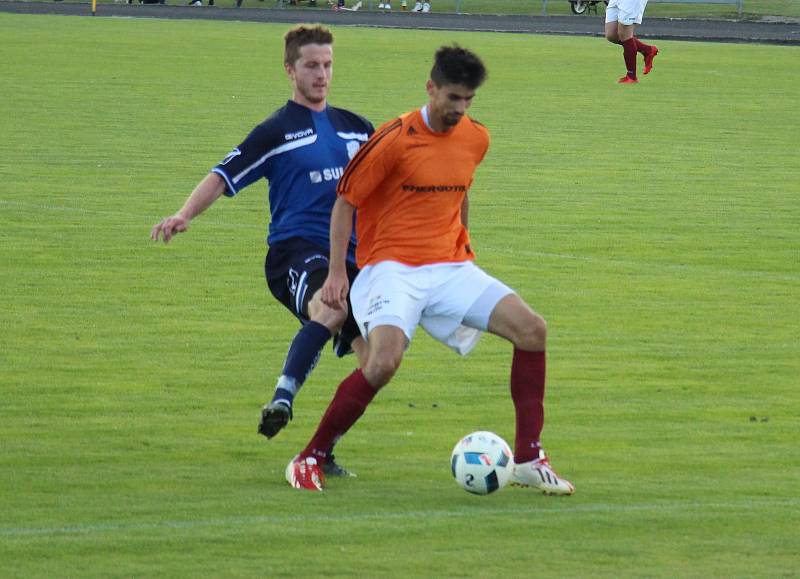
{"left": 150, "top": 215, "right": 188, "bottom": 243}
{"left": 321, "top": 270, "right": 349, "bottom": 311}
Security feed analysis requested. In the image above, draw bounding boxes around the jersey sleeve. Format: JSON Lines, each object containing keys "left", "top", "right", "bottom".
{"left": 336, "top": 117, "right": 404, "bottom": 207}
{"left": 211, "top": 119, "right": 283, "bottom": 197}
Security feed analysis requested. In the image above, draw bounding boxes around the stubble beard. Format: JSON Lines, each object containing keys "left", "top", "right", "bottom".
{"left": 300, "top": 83, "right": 328, "bottom": 105}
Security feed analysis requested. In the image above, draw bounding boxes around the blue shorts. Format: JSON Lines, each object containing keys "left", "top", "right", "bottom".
{"left": 265, "top": 237, "right": 360, "bottom": 357}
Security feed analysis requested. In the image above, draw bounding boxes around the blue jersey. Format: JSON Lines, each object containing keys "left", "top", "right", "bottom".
{"left": 212, "top": 100, "right": 374, "bottom": 262}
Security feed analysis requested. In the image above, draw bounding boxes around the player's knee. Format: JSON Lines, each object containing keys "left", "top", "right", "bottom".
{"left": 365, "top": 352, "right": 402, "bottom": 387}
{"left": 514, "top": 313, "right": 547, "bottom": 351}
{"left": 308, "top": 298, "right": 347, "bottom": 333}
{"left": 605, "top": 31, "right": 619, "bottom": 43}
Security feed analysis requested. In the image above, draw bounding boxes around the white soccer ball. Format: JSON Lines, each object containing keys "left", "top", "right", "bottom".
{"left": 450, "top": 431, "right": 513, "bottom": 495}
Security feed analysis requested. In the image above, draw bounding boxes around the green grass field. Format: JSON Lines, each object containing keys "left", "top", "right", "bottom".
{"left": 1, "top": 12, "right": 798, "bottom": 578}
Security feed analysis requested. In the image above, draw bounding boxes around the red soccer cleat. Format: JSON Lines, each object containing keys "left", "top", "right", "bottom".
{"left": 618, "top": 75, "right": 639, "bottom": 84}
{"left": 286, "top": 455, "right": 325, "bottom": 491}
{"left": 644, "top": 45, "right": 659, "bottom": 75}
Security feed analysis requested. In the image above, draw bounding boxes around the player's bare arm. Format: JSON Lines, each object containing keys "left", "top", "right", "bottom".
{"left": 460, "top": 194, "right": 473, "bottom": 254}
{"left": 321, "top": 196, "right": 357, "bottom": 310}
{"left": 150, "top": 172, "right": 226, "bottom": 243}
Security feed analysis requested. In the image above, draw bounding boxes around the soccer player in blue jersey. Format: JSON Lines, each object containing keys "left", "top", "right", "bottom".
{"left": 150, "top": 25, "right": 374, "bottom": 475}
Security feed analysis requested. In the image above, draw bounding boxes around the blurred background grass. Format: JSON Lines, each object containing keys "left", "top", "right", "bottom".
{"left": 8, "top": 0, "right": 800, "bottom": 19}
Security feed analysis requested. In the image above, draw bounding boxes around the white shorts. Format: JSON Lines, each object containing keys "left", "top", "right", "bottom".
{"left": 606, "top": 0, "right": 648, "bottom": 25}
{"left": 350, "top": 260, "right": 514, "bottom": 356}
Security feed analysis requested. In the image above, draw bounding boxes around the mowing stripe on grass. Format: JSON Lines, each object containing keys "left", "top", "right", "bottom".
{"left": 2, "top": 497, "right": 797, "bottom": 539}
{"left": 3, "top": 199, "right": 797, "bottom": 284}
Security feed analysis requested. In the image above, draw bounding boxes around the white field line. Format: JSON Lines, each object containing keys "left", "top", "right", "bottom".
{"left": 1, "top": 199, "right": 798, "bottom": 284}
{"left": 1, "top": 497, "right": 798, "bottom": 539}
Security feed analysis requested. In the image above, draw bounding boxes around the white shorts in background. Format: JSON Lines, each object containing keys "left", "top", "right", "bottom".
{"left": 606, "top": 0, "right": 649, "bottom": 25}
{"left": 350, "top": 260, "right": 514, "bottom": 356}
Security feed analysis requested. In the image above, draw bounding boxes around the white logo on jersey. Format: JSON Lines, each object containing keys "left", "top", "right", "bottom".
{"left": 221, "top": 148, "right": 241, "bottom": 165}
{"left": 324, "top": 167, "right": 343, "bottom": 181}
{"left": 346, "top": 140, "right": 361, "bottom": 160}
{"left": 309, "top": 167, "right": 344, "bottom": 184}
{"left": 285, "top": 128, "right": 314, "bottom": 141}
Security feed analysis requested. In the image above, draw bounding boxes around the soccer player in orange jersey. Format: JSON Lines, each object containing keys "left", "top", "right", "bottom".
{"left": 285, "top": 45, "right": 574, "bottom": 495}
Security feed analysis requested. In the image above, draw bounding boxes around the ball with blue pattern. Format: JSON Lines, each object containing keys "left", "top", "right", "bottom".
{"left": 451, "top": 431, "right": 513, "bottom": 495}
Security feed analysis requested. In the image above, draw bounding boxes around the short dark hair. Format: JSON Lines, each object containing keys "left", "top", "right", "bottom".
{"left": 284, "top": 25, "right": 334, "bottom": 67}
{"left": 430, "top": 45, "right": 487, "bottom": 89}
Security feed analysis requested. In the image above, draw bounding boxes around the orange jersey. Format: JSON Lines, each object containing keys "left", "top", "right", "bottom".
{"left": 337, "top": 109, "right": 490, "bottom": 268}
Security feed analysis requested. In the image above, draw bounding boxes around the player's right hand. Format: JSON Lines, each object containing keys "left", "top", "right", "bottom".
{"left": 150, "top": 216, "right": 188, "bottom": 243}
{"left": 321, "top": 271, "right": 349, "bottom": 311}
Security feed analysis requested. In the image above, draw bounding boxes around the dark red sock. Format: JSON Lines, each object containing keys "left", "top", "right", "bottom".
{"left": 510, "top": 348, "right": 546, "bottom": 464}
{"left": 622, "top": 37, "right": 638, "bottom": 79}
{"left": 300, "top": 369, "right": 377, "bottom": 461}
{"left": 634, "top": 37, "right": 653, "bottom": 56}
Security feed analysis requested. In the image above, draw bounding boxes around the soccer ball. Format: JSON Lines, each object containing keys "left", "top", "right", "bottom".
{"left": 450, "top": 431, "right": 513, "bottom": 495}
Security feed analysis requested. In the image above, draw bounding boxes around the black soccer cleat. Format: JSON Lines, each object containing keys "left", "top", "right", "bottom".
{"left": 258, "top": 401, "right": 292, "bottom": 439}
{"left": 322, "top": 454, "right": 356, "bottom": 478}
